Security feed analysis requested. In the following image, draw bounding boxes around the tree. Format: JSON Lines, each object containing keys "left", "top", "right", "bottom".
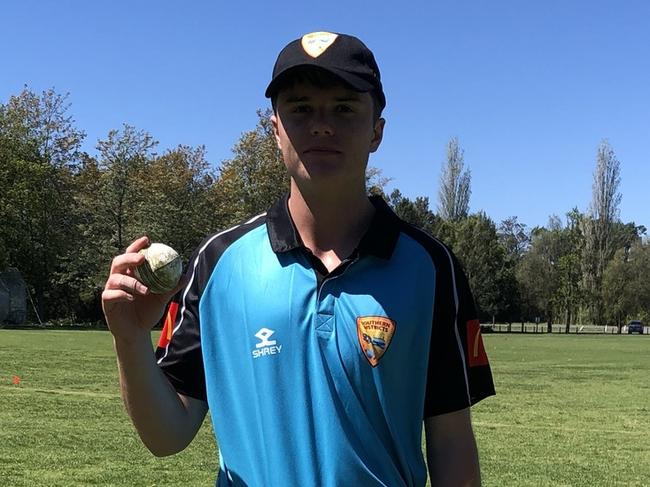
{"left": 57, "top": 154, "right": 111, "bottom": 320}
{"left": 389, "top": 190, "right": 515, "bottom": 323}
{"left": 95, "top": 124, "right": 157, "bottom": 251}
{"left": 133, "top": 145, "right": 217, "bottom": 258}
{"left": 516, "top": 224, "right": 562, "bottom": 329}
{"left": 1, "top": 87, "right": 85, "bottom": 169}
{"left": 437, "top": 137, "right": 471, "bottom": 221}
{"left": 603, "top": 242, "right": 650, "bottom": 329}
{"left": 387, "top": 190, "right": 433, "bottom": 229}
{"left": 211, "top": 109, "right": 289, "bottom": 227}
{"left": 452, "top": 213, "right": 514, "bottom": 323}
{"left": 582, "top": 140, "right": 622, "bottom": 326}
{"left": 498, "top": 216, "right": 530, "bottom": 266}
{"left": 365, "top": 166, "right": 392, "bottom": 197}
{"left": 61, "top": 143, "right": 216, "bottom": 321}
{"left": 555, "top": 210, "right": 584, "bottom": 332}
{"left": 53, "top": 126, "right": 157, "bottom": 321}
{"left": 386, "top": 189, "right": 453, "bottom": 244}
{"left": 0, "top": 88, "right": 85, "bottom": 319}
{"left": 516, "top": 212, "right": 585, "bottom": 332}
{"left": 496, "top": 217, "right": 531, "bottom": 322}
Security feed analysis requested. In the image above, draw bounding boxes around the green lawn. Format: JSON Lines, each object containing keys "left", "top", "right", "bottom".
{"left": 0, "top": 330, "right": 648, "bottom": 486}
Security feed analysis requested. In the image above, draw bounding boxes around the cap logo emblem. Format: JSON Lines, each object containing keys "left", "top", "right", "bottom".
{"left": 301, "top": 31, "right": 338, "bottom": 58}
{"left": 357, "top": 316, "right": 396, "bottom": 367}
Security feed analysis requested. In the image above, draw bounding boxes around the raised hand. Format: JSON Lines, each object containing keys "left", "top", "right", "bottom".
{"left": 102, "top": 236, "right": 186, "bottom": 341}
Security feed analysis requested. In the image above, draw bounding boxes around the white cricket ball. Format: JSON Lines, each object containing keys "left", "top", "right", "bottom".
{"left": 134, "top": 243, "right": 183, "bottom": 294}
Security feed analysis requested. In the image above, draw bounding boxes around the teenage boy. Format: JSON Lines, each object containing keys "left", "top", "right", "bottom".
{"left": 102, "top": 31, "right": 495, "bottom": 486}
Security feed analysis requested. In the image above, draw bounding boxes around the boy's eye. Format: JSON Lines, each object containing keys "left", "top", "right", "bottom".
{"left": 288, "top": 103, "right": 355, "bottom": 114}
{"left": 292, "top": 105, "right": 312, "bottom": 113}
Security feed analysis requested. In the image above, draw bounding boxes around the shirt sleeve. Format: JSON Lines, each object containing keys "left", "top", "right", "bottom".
{"left": 155, "top": 249, "right": 207, "bottom": 402}
{"left": 423, "top": 248, "right": 495, "bottom": 418}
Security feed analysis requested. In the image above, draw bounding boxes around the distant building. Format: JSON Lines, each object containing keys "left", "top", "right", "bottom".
{"left": 0, "top": 268, "right": 27, "bottom": 325}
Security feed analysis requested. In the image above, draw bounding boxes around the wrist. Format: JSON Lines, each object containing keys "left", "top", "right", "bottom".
{"left": 112, "top": 327, "right": 153, "bottom": 352}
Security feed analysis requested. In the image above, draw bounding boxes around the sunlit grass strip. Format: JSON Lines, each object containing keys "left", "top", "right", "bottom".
{"left": 1, "top": 330, "right": 648, "bottom": 486}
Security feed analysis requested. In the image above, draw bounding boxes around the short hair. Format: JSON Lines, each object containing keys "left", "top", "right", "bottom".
{"left": 270, "top": 67, "right": 384, "bottom": 122}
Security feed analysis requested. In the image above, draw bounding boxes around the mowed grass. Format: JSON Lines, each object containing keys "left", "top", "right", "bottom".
{"left": 0, "top": 330, "right": 218, "bottom": 486}
{"left": 475, "top": 333, "right": 649, "bottom": 487}
{"left": 0, "top": 330, "right": 648, "bottom": 486}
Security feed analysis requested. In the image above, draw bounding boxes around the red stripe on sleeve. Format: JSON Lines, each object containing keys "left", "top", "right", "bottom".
{"left": 467, "top": 319, "right": 489, "bottom": 367}
{"left": 158, "top": 301, "right": 179, "bottom": 348}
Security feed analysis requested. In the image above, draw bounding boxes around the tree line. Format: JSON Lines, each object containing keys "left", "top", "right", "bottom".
{"left": 1, "top": 88, "right": 647, "bottom": 328}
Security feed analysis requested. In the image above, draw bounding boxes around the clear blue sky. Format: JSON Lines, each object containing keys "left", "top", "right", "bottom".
{"left": 2, "top": 0, "right": 648, "bottom": 229}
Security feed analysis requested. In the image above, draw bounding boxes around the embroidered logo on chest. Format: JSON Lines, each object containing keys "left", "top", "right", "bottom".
{"left": 357, "top": 316, "right": 396, "bottom": 367}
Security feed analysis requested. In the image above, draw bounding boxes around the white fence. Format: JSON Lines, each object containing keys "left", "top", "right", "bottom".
{"left": 482, "top": 323, "right": 647, "bottom": 334}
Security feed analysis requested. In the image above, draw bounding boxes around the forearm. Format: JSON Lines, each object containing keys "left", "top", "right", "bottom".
{"left": 426, "top": 433, "right": 481, "bottom": 486}
{"left": 425, "top": 408, "right": 482, "bottom": 487}
{"left": 114, "top": 331, "right": 205, "bottom": 456}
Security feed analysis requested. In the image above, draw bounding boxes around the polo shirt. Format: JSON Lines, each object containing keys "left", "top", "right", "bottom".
{"left": 155, "top": 194, "right": 495, "bottom": 487}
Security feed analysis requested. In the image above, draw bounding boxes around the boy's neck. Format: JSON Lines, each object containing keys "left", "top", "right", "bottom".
{"left": 287, "top": 181, "right": 375, "bottom": 269}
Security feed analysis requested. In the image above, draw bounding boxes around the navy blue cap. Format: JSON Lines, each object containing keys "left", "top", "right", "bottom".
{"left": 265, "top": 32, "right": 386, "bottom": 110}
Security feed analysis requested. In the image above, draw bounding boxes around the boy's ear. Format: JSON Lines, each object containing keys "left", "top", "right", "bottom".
{"left": 369, "top": 117, "right": 385, "bottom": 153}
{"left": 270, "top": 113, "right": 282, "bottom": 149}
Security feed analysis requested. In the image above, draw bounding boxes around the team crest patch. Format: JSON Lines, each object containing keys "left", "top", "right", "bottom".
{"left": 357, "top": 316, "right": 396, "bottom": 367}
{"left": 301, "top": 31, "right": 338, "bottom": 58}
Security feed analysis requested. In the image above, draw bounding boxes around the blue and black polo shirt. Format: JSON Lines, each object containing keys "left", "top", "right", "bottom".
{"left": 155, "top": 194, "right": 495, "bottom": 487}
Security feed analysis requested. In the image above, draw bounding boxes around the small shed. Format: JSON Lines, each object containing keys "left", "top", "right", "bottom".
{"left": 0, "top": 268, "right": 27, "bottom": 325}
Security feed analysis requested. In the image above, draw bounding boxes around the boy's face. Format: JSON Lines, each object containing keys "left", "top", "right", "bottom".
{"left": 271, "top": 79, "right": 385, "bottom": 191}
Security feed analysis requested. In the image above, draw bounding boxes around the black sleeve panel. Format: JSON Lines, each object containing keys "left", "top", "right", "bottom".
{"left": 399, "top": 223, "right": 496, "bottom": 418}
{"left": 155, "top": 215, "right": 267, "bottom": 402}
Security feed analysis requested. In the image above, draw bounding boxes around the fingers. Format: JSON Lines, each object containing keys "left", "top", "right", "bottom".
{"left": 110, "top": 235, "right": 150, "bottom": 272}
{"left": 102, "top": 288, "right": 136, "bottom": 304}
{"left": 105, "top": 273, "right": 149, "bottom": 296}
{"left": 108, "top": 236, "right": 150, "bottom": 275}
{"left": 110, "top": 250, "right": 146, "bottom": 275}
{"left": 104, "top": 237, "right": 151, "bottom": 308}
{"left": 125, "top": 236, "right": 150, "bottom": 254}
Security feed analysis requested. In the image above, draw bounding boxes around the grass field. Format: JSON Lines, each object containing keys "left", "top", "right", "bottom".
{"left": 0, "top": 330, "right": 648, "bottom": 486}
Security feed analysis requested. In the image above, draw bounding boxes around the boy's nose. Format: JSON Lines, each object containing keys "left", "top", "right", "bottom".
{"left": 310, "top": 115, "right": 334, "bottom": 136}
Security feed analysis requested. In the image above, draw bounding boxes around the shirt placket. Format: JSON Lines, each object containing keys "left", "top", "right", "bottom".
{"left": 314, "top": 258, "right": 358, "bottom": 338}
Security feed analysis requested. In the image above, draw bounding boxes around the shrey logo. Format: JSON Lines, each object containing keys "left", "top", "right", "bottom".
{"left": 254, "top": 328, "right": 276, "bottom": 348}
{"left": 252, "top": 328, "right": 282, "bottom": 358}
{"left": 357, "top": 316, "right": 396, "bottom": 367}
{"left": 301, "top": 31, "right": 338, "bottom": 58}
{"left": 466, "top": 319, "right": 488, "bottom": 367}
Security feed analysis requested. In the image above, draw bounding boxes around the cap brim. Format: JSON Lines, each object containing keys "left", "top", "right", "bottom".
{"left": 265, "top": 65, "right": 376, "bottom": 99}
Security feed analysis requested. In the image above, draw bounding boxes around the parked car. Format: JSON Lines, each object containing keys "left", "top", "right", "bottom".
{"left": 627, "top": 320, "right": 644, "bottom": 334}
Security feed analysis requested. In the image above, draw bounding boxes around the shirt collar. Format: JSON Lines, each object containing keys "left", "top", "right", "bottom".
{"left": 266, "top": 193, "right": 401, "bottom": 260}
